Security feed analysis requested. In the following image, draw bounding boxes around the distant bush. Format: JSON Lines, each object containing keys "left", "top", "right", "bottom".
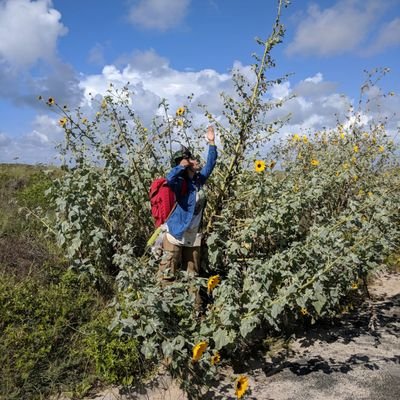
{"left": 0, "top": 267, "right": 146, "bottom": 399}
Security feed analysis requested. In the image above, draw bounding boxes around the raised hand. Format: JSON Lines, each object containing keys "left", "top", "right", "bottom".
{"left": 206, "top": 126, "right": 215, "bottom": 144}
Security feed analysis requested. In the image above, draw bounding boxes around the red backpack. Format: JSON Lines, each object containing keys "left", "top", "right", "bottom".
{"left": 149, "top": 178, "right": 187, "bottom": 227}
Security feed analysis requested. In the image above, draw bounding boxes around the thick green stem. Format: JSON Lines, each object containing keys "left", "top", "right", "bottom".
{"left": 206, "top": 2, "right": 285, "bottom": 234}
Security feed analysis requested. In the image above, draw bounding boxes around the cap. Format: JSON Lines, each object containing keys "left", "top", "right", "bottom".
{"left": 171, "top": 146, "right": 193, "bottom": 167}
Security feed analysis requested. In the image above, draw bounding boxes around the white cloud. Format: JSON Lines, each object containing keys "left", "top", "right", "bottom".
{"left": 88, "top": 43, "right": 106, "bottom": 66}
{"left": 2, "top": 54, "right": 399, "bottom": 164}
{"left": 271, "top": 81, "right": 291, "bottom": 100}
{"left": 0, "top": 1, "right": 82, "bottom": 109}
{"left": 79, "top": 50, "right": 232, "bottom": 122}
{"left": 0, "top": 114, "right": 64, "bottom": 164}
{"left": 286, "top": 0, "right": 382, "bottom": 56}
{"left": 0, "top": 132, "right": 11, "bottom": 146}
{"left": 0, "top": 0, "right": 67, "bottom": 68}
{"left": 364, "top": 18, "right": 400, "bottom": 55}
{"left": 128, "top": 0, "right": 190, "bottom": 31}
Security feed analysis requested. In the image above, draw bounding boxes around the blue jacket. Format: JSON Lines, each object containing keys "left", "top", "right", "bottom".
{"left": 166, "top": 145, "right": 218, "bottom": 240}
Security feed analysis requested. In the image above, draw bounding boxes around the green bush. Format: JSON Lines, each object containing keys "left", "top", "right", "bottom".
{"left": 0, "top": 269, "right": 94, "bottom": 399}
{"left": 83, "top": 310, "right": 144, "bottom": 386}
{"left": 43, "top": 1, "right": 399, "bottom": 398}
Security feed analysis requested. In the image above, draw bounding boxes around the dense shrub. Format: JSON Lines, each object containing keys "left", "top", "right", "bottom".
{"left": 44, "top": 1, "right": 399, "bottom": 398}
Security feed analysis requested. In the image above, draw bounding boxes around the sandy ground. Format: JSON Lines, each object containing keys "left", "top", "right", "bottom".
{"left": 77, "top": 271, "right": 400, "bottom": 400}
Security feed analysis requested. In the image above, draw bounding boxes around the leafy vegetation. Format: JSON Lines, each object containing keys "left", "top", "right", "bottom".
{"left": 0, "top": 165, "right": 147, "bottom": 400}
{"left": 2, "top": 1, "right": 400, "bottom": 399}
{"left": 41, "top": 1, "right": 399, "bottom": 398}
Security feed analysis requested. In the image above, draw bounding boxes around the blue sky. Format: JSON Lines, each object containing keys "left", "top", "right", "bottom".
{"left": 0, "top": 0, "right": 399, "bottom": 163}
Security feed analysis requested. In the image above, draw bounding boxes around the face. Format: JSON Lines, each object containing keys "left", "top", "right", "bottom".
{"left": 189, "top": 157, "right": 201, "bottom": 172}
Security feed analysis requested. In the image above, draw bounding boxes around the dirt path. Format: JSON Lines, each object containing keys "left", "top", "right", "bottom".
{"left": 83, "top": 271, "right": 400, "bottom": 400}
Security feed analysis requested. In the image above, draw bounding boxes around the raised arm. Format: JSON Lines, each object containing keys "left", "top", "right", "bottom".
{"left": 199, "top": 126, "right": 218, "bottom": 184}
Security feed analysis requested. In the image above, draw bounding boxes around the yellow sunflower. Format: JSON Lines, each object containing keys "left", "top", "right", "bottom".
{"left": 235, "top": 375, "right": 249, "bottom": 399}
{"left": 59, "top": 117, "right": 67, "bottom": 127}
{"left": 310, "top": 159, "right": 319, "bottom": 166}
{"left": 207, "top": 275, "right": 221, "bottom": 294}
{"left": 351, "top": 282, "right": 358, "bottom": 290}
{"left": 292, "top": 133, "right": 300, "bottom": 142}
{"left": 254, "top": 160, "right": 266, "bottom": 172}
{"left": 300, "top": 307, "right": 308, "bottom": 316}
{"left": 378, "top": 145, "right": 385, "bottom": 153}
{"left": 176, "top": 106, "right": 185, "bottom": 116}
{"left": 47, "top": 97, "right": 55, "bottom": 105}
{"left": 353, "top": 145, "right": 359, "bottom": 153}
{"left": 211, "top": 352, "right": 221, "bottom": 365}
{"left": 302, "top": 135, "right": 308, "bottom": 144}
{"left": 176, "top": 119, "right": 184, "bottom": 127}
{"left": 192, "top": 341, "right": 207, "bottom": 362}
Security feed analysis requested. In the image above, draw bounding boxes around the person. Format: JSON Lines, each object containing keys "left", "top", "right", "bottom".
{"left": 158, "top": 126, "right": 218, "bottom": 305}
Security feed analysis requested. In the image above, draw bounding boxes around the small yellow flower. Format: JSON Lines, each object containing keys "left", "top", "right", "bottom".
{"left": 211, "top": 352, "right": 221, "bottom": 365}
{"left": 378, "top": 145, "right": 385, "bottom": 153}
{"left": 241, "top": 242, "right": 251, "bottom": 250}
{"left": 310, "top": 159, "right": 319, "bottom": 166}
{"left": 207, "top": 275, "right": 221, "bottom": 294}
{"left": 335, "top": 171, "right": 340, "bottom": 177}
{"left": 101, "top": 99, "right": 107, "bottom": 109}
{"left": 293, "top": 184, "right": 299, "bottom": 193}
{"left": 192, "top": 341, "right": 207, "bottom": 362}
{"left": 254, "top": 160, "right": 266, "bottom": 172}
{"left": 82, "top": 118, "right": 88, "bottom": 124}
{"left": 176, "top": 106, "right": 185, "bottom": 116}
{"left": 351, "top": 156, "right": 357, "bottom": 164}
{"left": 351, "top": 282, "right": 358, "bottom": 290}
{"left": 59, "top": 117, "right": 67, "bottom": 127}
{"left": 343, "top": 163, "right": 349, "bottom": 170}
{"left": 353, "top": 145, "right": 359, "bottom": 153}
{"left": 340, "top": 132, "right": 345, "bottom": 140}
{"left": 300, "top": 307, "right": 308, "bottom": 316}
{"left": 143, "top": 127, "right": 148, "bottom": 132}
{"left": 96, "top": 112, "right": 101, "bottom": 117}
{"left": 235, "top": 375, "right": 249, "bottom": 399}
{"left": 302, "top": 135, "right": 308, "bottom": 144}
{"left": 176, "top": 119, "right": 184, "bottom": 127}
{"left": 352, "top": 175, "right": 358, "bottom": 182}
{"left": 368, "top": 191, "right": 373, "bottom": 197}
{"left": 269, "top": 160, "right": 276, "bottom": 169}
{"left": 292, "top": 133, "right": 300, "bottom": 142}
{"left": 47, "top": 97, "right": 55, "bottom": 105}
{"left": 358, "top": 189, "right": 365, "bottom": 196}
